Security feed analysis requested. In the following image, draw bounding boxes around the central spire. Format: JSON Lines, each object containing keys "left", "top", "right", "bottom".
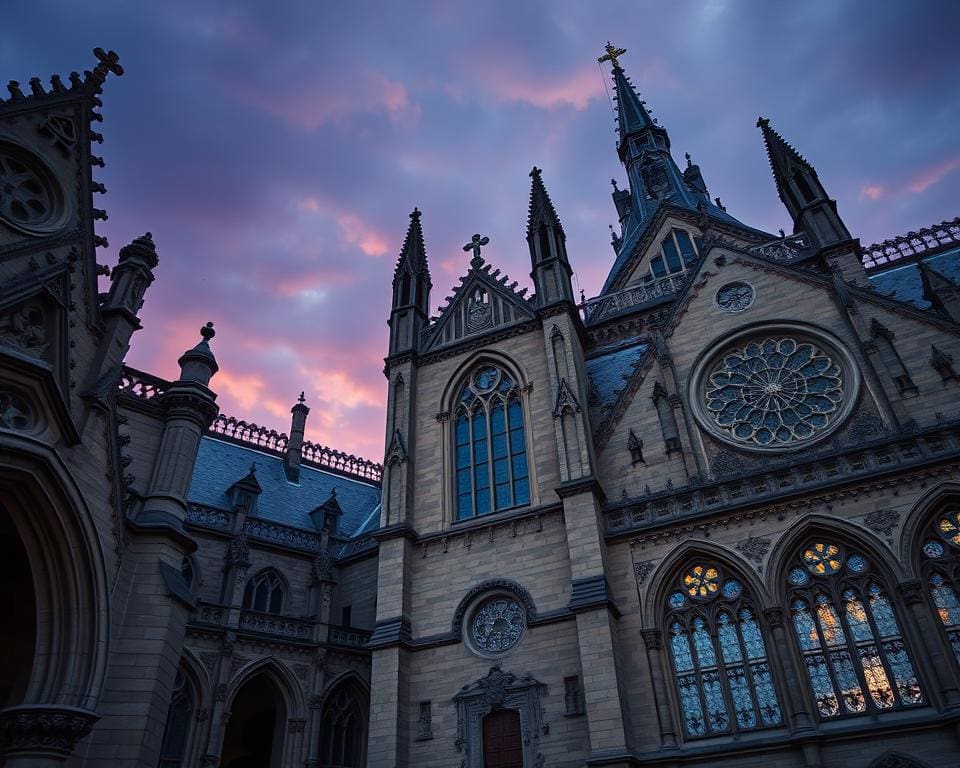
{"left": 598, "top": 42, "right": 667, "bottom": 159}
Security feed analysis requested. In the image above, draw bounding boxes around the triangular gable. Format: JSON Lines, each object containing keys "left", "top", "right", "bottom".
{"left": 421, "top": 260, "right": 535, "bottom": 353}
{"left": 0, "top": 261, "right": 71, "bottom": 377}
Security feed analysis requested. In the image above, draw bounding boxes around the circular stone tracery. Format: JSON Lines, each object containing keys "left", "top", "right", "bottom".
{"left": 703, "top": 337, "right": 845, "bottom": 448}
{"left": 0, "top": 142, "right": 68, "bottom": 235}
{"left": 470, "top": 596, "right": 525, "bottom": 653}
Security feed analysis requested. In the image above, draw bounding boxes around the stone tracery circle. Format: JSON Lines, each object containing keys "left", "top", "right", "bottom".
{"left": 0, "top": 141, "right": 69, "bottom": 235}
{"left": 470, "top": 596, "right": 525, "bottom": 653}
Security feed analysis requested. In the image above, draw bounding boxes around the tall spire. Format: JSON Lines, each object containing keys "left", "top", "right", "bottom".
{"left": 526, "top": 167, "right": 573, "bottom": 307}
{"left": 389, "top": 208, "right": 432, "bottom": 356}
{"left": 393, "top": 207, "right": 429, "bottom": 281}
{"left": 598, "top": 42, "right": 668, "bottom": 161}
{"left": 757, "top": 116, "right": 851, "bottom": 252}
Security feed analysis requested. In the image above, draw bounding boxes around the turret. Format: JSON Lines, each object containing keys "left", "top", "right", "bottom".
{"left": 527, "top": 167, "right": 574, "bottom": 306}
{"left": 388, "top": 208, "right": 431, "bottom": 356}
{"left": 757, "top": 116, "right": 852, "bottom": 252}
{"left": 283, "top": 392, "right": 310, "bottom": 482}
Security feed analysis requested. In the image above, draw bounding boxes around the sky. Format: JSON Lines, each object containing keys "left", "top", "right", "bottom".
{"left": 5, "top": 1, "right": 960, "bottom": 461}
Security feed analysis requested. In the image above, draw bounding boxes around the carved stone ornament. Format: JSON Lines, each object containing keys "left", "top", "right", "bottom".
{"left": 641, "top": 629, "right": 663, "bottom": 651}
{"left": 736, "top": 535, "right": 771, "bottom": 564}
{"left": 453, "top": 667, "right": 546, "bottom": 768}
{"left": 0, "top": 705, "right": 99, "bottom": 756}
{"left": 863, "top": 509, "right": 901, "bottom": 538}
{"left": 715, "top": 281, "right": 755, "bottom": 313}
{"left": 0, "top": 390, "right": 35, "bottom": 431}
{"left": 0, "top": 303, "right": 47, "bottom": 358}
{"left": 287, "top": 718, "right": 306, "bottom": 734}
{"left": 197, "top": 651, "right": 219, "bottom": 677}
{"left": 293, "top": 664, "right": 310, "bottom": 681}
{"left": 309, "top": 694, "right": 324, "bottom": 711}
{"left": 466, "top": 289, "right": 492, "bottom": 333}
{"left": 896, "top": 580, "right": 924, "bottom": 606}
{"left": 39, "top": 113, "right": 78, "bottom": 155}
{"left": 313, "top": 548, "right": 334, "bottom": 583}
{"left": 0, "top": 141, "right": 69, "bottom": 235}
{"left": 214, "top": 683, "right": 228, "bottom": 702}
{"left": 633, "top": 560, "right": 654, "bottom": 586}
{"left": 762, "top": 607, "right": 784, "bottom": 630}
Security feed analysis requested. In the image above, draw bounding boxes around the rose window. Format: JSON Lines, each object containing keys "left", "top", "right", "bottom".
{"left": 0, "top": 142, "right": 68, "bottom": 235}
{"left": 470, "top": 596, "right": 525, "bottom": 653}
{"left": 703, "top": 337, "right": 845, "bottom": 448}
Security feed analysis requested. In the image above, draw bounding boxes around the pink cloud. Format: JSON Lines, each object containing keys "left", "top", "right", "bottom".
{"left": 859, "top": 183, "right": 885, "bottom": 200}
{"left": 298, "top": 196, "right": 391, "bottom": 256}
{"left": 906, "top": 156, "right": 960, "bottom": 194}
{"left": 479, "top": 64, "right": 603, "bottom": 111}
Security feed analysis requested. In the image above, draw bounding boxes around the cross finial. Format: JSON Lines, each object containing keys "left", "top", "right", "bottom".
{"left": 298, "top": 391, "right": 306, "bottom": 404}
{"left": 598, "top": 42, "right": 627, "bottom": 69}
{"left": 92, "top": 48, "right": 124, "bottom": 80}
{"left": 463, "top": 233, "right": 490, "bottom": 266}
{"left": 529, "top": 166, "right": 541, "bottom": 178}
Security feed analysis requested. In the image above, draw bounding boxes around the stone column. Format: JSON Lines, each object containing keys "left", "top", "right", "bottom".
{"left": 0, "top": 705, "right": 98, "bottom": 768}
{"left": 201, "top": 632, "right": 236, "bottom": 766}
{"left": 640, "top": 630, "right": 677, "bottom": 748}
{"left": 762, "top": 607, "right": 815, "bottom": 734}
{"left": 897, "top": 580, "right": 960, "bottom": 710}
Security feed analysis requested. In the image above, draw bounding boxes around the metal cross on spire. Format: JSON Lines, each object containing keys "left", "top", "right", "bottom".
{"left": 597, "top": 42, "right": 627, "bottom": 69}
{"left": 92, "top": 48, "right": 124, "bottom": 80}
{"left": 463, "top": 233, "right": 490, "bottom": 266}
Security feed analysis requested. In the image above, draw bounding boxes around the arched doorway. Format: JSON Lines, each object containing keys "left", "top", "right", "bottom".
{"left": 221, "top": 674, "right": 286, "bottom": 768}
{"left": 481, "top": 709, "right": 522, "bottom": 768}
{"left": 0, "top": 503, "right": 36, "bottom": 708}
{"left": 318, "top": 679, "right": 367, "bottom": 768}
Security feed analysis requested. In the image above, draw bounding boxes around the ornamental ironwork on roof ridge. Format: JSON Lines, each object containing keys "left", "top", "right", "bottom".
{"left": 861, "top": 216, "right": 960, "bottom": 271}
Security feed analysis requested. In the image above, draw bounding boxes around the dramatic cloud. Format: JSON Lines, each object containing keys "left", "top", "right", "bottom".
{"left": 8, "top": 0, "right": 960, "bottom": 460}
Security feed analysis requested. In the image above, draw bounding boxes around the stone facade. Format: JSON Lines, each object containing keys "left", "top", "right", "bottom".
{"left": 2, "top": 46, "right": 960, "bottom": 768}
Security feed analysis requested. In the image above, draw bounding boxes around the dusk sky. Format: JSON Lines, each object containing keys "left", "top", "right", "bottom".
{"left": 7, "top": 1, "right": 960, "bottom": 461}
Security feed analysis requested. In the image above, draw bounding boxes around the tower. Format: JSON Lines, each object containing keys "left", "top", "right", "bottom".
{"left": 527, "top": 166, "right": 574, "bottom": 307}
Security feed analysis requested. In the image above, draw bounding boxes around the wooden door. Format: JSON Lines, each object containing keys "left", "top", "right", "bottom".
{"left": 482, "top": 709, "right": 523, "bottom": 768}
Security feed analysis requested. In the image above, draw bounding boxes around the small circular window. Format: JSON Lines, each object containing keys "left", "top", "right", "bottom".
{"left": 715, "top": 281, "right": 755, "bottom": 313}
{"left": 0, "top": 141, "right": 69, "bottom": 235}
{"left": 468, "top": 595, "right": 525, "bottom": 654}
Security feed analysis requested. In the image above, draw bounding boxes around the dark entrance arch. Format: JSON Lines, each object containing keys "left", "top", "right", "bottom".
{"left": 319, "top": 678, "right": 367, "bottom": 768}
{"left": 482, "top": 709, "right": 522, "bottom": 768}
{"left": 221, "top": 674, "right": 286, "bottom": 768}
{"left": 0, "top": 503, "right": 35, "bottom": 708}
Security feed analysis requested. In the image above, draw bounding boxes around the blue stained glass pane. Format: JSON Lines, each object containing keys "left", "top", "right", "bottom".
{"left": 457, "top": 493, "right": 472, "bottom": 518}
{"left": 671, "top": 622, "right": 694, "bottom": 672}
{"left": 662, "top": 236, "right": 682, "bottom": 273}
{"left": 651, "top": 255, "right": 667, "bottom": 278}
{"left": 474, "top": 464, "right": 488, "bottom": 490}
{"left": 677, "top": 673, "right": 706, "bottom": 736}
{"left": 701, "top": 670, "right": 729, "bottom": 732}
{"left": 718, "top": 612, "right": 742, "bottom": 664}
{"left": 842, "top": 592, "right": 875, "bottom": 643}
{"left": 866, "top": 584, "right": 900, "bottom": 639}
{"left": 858, "top": 644, "right": 894, "bottom": 709}
{"left": 511, "top": 454, "right": 528, "bottom": 479}
{"left": 722, "top": 579, "right": 742, "bottom": 598}
{"left": 930, "top": 575, "right": 960, "bottom": 628}
{"left": 668, "top": 592, "right": 686, "bottom": 609}
{"left": 456, "top": 469, "right": 471, "bottom": 493}
{"left": 883, "top": 639, "right": 923, "bottom": 705}
{"left": 739, "top": 609, "right": 766, "bottom": 660}
{"left": 456, "top": 445, "right": 470, "bottom": 467}
{"left": 692, "top": 617, "right": 716, "bottom": 666}
{"left": 924, "top": 540, "right": 945, "bottom": 558}
{"left": 792, "top": 601, "right": 820, "bottom": 651}
{"left": 455, "top": 415, "right": 469, "bottom": 444}
{"left": 491, "top": 405, "right": 506, "bottom": 435}
{"left": 509, "top": 429, "right": 525, "bottom": 453}
{"left": 726, "top": 665, "right": 756, "bottom": 729}
{"left": 491, "top": 433, "right": 507, "bottom": 459}
{"left": 847, "top": 554, "right": 868, "bottom": 572}
{"left": 493, "top": 458, "right": 509, "bottom": 485}
{"left": 830, "top": 650, "right": 865, "bottom": 713}
{"left": 804, "top": 653, "right": 839, "bottom": 717}
{"left": 476, "top": 488, "right": 490, "bottom": 516}
{"left": 514, "top": 477, "right": 530, "bottom": 505}
{"left": 495, "top": 484, "right": 511, "bottom": 510}
{"left": 788, "top": 566, "right": 810, "bottom": 586}
{"left": 815, "top": 595, "right": 847, "bottom": 647}
{"left": 473, "top": 438, "right": 487, "bottom": 464}
{"left": 675, "top": 229, "right": 696, "bottom": 262}
{"left": 751, "top": 662, "right": 782, "bottom": 725}
{"left": 472, "top": 411, "right": 486, "bottom": 438}
{"left": 507, "top": 400, "right": 523, "bottom": 428}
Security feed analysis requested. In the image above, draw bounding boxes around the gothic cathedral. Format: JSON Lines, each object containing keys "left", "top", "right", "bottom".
{"left": 1, "top": 44, "right": 959, "bottom": 768}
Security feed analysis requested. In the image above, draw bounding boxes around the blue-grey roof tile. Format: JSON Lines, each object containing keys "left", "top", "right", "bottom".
{"left": 868, "top": 247, "right": 960, "bottom": 309}
{"left": 586, "top": 342, "right": 649, "bottom": 412}
{"left": 188, "top": 437, "right": 381, "bottom": 538}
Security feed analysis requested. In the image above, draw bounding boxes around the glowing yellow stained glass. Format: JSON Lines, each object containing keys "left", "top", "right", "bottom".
{"left": 803, "top": 543, "right": 842, "bottom": 576}
{"left": 937, "top": 510, "right": 960, "bottom": 545}
{"left": 683, "top": 565, "right": 720, "bottom": 598}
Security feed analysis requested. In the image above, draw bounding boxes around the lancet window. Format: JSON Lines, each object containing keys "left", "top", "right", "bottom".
{"left": 787, "top": 541, "right": 923, "bottom": 719}
{"left": 320, "top": 683, "right": 366, "bottom": 767}
{"left": 919, "top": 507, "right": 960, "bottom": 666}
{"left": 158, "top": 669, "right": 194, "bottom": 768}
{"left": 664, "top": 563, "right": 782, "bottom": 738}
{"left": 650, "top": 228, "right": 697, "bottom": 278}
{"left": 454, "top": 365, "right": 530, "bottom": 520}
{"left": 242, "top": 569, "right": 285, "bottom": 613}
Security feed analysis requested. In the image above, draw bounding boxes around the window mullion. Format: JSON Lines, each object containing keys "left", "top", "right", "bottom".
{"left": 710, "top": 608, "right": 739, "bottom": 734}
{"left": 806, "top": 589, "right": 847, "bottom": 715}
{"left": 733, "top": 600, "right": 764, "bottom": 727}
{"left": 687, "top": 615, "right": 715, "bottom": 735}
{"left": 859, "top": 578, "right": 904, "bottom": 708}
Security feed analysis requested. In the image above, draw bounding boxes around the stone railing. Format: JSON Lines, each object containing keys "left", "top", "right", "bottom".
{"left": 185, "top": 504, "right": 233, "bottom": 531}
{"left": 750, "top": 233, "right": 808, "bottom": 263}
{"left": 244, "top": 517, "right": 323, "bottom": 552}
{"left": 192, "top": 602, "right": 228, "bottom": 627}
{"left": 239, "top": 610, "right": 314, "bottom": 640}
{"left": 861, "top": 217, "right": 960, "bottom": 270}
{"left": 605, "top": 423, "right": 960, "bottom": 537}
{"left": 327, "top": 625, "right": 371, "bottom": 649}
{"left": 209, "top": 414, "right": 289, "bottom": 451}
{"left": 118, "top": 367, "right": 171, "bottom": 401}
{"left": 300, "top": 441, "right": 382, "bottom": 482}
{"left": 582, "top": 273, "right": 689, "bottom": 323}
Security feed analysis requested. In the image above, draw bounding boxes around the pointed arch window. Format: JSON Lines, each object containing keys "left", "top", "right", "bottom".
{"left": 242, "top": 569, "right": 285, "bottom": 613}
{"left": 664, "top": 563, "right": 782, "bottom": 738}
{"left": 919, "top": 507, "right": 960, "bottom": 665}
{"left": 320, "top": 683, "right": 367, "bottom": 767}
{"left": 454, "top": 365, "right": 530, "bottom": 520}
{"left": 158, "top": 669, "right": 195, "bottom": 768}
{"left": 787, "top": 542, "right": 923, "bottom": 719}
{"left": 650, "top": 229, "right": 697, "bottom": 278}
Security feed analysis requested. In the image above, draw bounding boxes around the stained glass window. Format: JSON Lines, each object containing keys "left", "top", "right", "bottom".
{"left": 649, "top": 229, "right": 698, "bottom": 279}
{"left": 242, "top": 569, "right": 285, "bottom": 614}
{"left": 704, "top": 338, "right": 845, "bottom": 448}
{"left": 454, "top": 365, "right": 529, "bottom": 520}
{"left": 665, "top": 562, "right": 782, "bottom": 738}
{"left": 470, "top": 596, "right": 526, "bottom": 653}
{"left": 158, "top": 669, "right": 194, "bottom": 768}
{"left": 787, "top": 541, "right": 923, "bottom": 720}
{"left": 921, "top": 508, "right": 960, "bottom": 666}
{"left": 320, "top": 682, "right": 367, "bottom": 767}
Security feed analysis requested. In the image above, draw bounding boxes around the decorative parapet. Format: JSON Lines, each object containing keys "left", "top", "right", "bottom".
{"left": 327, "top": 625, "right": 372, "bottom": 649}
{"left": 185, "top": 504, "right": 232, "bottom": 531}
{"left": 861, "top": 217, "right": 960, "bottom": 270}
{"left": 605, "top": 422, "right": 960, "bottom": 537}
{"left": 244, "top": 517, "right": 323, "bottom": 552}
{"left": 238, "top": 610, "right": 313, "bottom": 640}
{"left": 581, "top": 273, "right": 689, "bottom": 323}
{"left": 192, "top": 602, "right": 228, "bottom": 627}
{"left": 749, "top": 233, "right": 809, "bottom": 263}
{"left": 118, "top": 366, "right": 170, "bottom": 401}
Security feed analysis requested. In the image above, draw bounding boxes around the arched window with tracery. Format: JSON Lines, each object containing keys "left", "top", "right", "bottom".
{"left": 454, "top": 364, "right": 529, "bottom": 520}
{"left": 919, "top": 507, "right": 960, "bottom": 665}
{"left": 319, "top": 681, "right": 367, "bottom": 768}
{"left": 242, "top": 569, "right": 285, "bottom": 613}
{"left": 664, "top": 562, "right": 782, "bottom": 738}
{"left": 158, "top": 669, "right": 195, "bottom": 768}
{"left": 787, "top": 541, "right": 923, "bottom": 719}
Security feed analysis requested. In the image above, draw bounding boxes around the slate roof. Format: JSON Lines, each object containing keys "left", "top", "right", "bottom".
{"left": 188, "top": 436, "right": 381, "bottom": 538}
{"left": 867, "top": 246, "right": 960, "bottom": 309}
{"left": 585, "top": 341, "right": 650, "bottom": 429}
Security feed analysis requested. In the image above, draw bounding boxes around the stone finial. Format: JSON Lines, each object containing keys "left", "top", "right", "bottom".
{"left": 285, "top": 392, "right": 310, "bottom": 482}
{"left": 177, "top": 322, "right": 219, "bottom": 384}
{"left": 117, "top": 232, "right": 158, "bottom": 269}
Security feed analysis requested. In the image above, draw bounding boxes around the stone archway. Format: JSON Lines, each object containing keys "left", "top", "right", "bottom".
{"left": 221, "top": 674, "right": 287, "bottom": 768}
{"left": 0, "top": 503, "right": 36, "bottom": 710}
{"left": 318, "top": 677, "right": 368, "bottom": 768}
